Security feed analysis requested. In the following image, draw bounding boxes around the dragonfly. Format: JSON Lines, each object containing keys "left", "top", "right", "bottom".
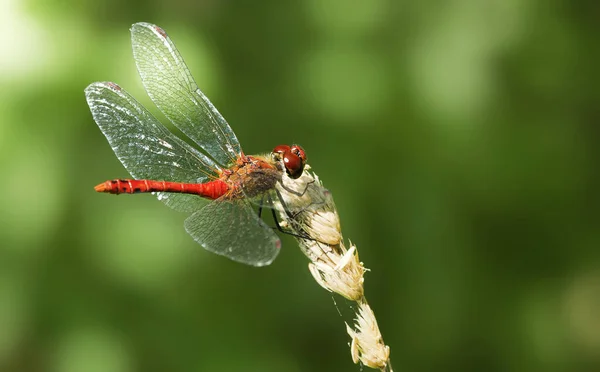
{"left": 85, "top": 22, "right": 307, "bottom": 267}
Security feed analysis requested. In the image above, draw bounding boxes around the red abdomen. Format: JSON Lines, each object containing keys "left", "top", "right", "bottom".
{"left": 94, "top": 179, "right": 229, "bottom": 200}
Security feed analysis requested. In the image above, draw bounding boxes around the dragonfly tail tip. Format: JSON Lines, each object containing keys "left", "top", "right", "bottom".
{"left": 94, "top": 182, "right": 108, "bottom": 193}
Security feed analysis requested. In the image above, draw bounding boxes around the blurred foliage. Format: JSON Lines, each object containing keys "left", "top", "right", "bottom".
{"left": 0, "top": 0, "right": 599, "bottom": 371}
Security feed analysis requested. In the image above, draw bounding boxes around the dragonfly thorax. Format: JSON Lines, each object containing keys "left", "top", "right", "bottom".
{"left": 222, "top": 155, "right": 282, "bottom": 199}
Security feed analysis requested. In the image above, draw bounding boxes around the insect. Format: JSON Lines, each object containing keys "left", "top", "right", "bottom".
{"left": 86, "top": 23, "right": 306, "bottom": 266}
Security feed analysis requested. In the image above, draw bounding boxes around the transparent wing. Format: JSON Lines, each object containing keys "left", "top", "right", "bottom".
{"left": 130, "top": 22, "right": 241, "bottom": 167}
{"left": 184, "top": 199, "right": 281, "bottom": 267}
{"left": 85, "top": 81, "right": 218, "bottom": 212}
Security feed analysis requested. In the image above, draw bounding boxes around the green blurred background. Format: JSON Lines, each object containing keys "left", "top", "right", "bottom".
{"left": 1, "top": 0, "right": 599, "bottom": 371}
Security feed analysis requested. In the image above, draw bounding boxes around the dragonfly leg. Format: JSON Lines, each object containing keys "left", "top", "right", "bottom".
{"left": 272, "top": 192, "right": 339, "bottom": 264}
{"left": 255, "top": 193, "right": 311, "bottom": 240}
{"left": 268, "top": 195, "right": 315, "bottom": 241}
{"left": 269, "top": 206, "right": 315, "bottom": 241}
{"left": 276, "top": 186, "right": 328, "bottom": 220}
{"left": 258, "top": 194, "right": 265, "bottom": 220}
{"left": 279, "top": 178, "right": 315, "bottom": 197}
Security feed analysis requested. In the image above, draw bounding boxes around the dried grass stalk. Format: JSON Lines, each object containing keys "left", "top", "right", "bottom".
{"left": 275, "top": 166, "right": 393, "bottom": 371}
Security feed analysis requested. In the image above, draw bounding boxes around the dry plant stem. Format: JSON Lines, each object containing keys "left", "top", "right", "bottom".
{"left": 275, "top": 166, "right": 392, "bottom": 371}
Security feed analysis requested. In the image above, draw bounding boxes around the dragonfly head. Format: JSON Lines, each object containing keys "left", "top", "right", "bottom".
{"left": 272, "top": 144, "right": 307, "bottom": 179}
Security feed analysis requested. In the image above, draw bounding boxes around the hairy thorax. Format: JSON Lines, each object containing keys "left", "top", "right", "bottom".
{"left": 220, "top": 154, "right": 282, "bottom": 199}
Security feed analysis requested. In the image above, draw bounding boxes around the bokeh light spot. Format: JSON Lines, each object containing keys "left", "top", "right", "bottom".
{"left": 86, "top": 205, "right": 191, "bottom": 292}
{"left": 306, "top": 0, "right": 386, "bottom": 37}
{"left": 299, "top": 47, "right": 387, "bottom": 124}
{"left": 0, "top": 140, "right": 64, "bottom": 252}
{"left": 0, "top": 277, "right": 29, "bottom": 364}
{"left": 52, "top": 327, "right": 132, "bottom": 372}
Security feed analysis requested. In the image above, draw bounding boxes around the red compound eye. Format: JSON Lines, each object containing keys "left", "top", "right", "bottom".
{"left": 285, "top": 145, "right": 306, "bottom": 179}
{"left": 272, "top": 144, "right": 306, "bottom": 179}
{"left": 290, "top": 145, "right": 306, "bottom": 163}
{"left": 272, "top": 144, "right": 290, "bottom": 156}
